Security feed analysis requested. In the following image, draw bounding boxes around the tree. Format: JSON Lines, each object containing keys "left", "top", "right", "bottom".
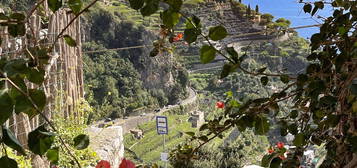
{"left": 246, "top": 4, "right": 251, "bottom": 16}
{"left": 255, "top": 5, "right": 259, "bottom": 13}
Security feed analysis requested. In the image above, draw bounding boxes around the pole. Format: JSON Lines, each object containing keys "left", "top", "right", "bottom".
{"left": 164, "top": 134, "right": 167, "bottom": 168}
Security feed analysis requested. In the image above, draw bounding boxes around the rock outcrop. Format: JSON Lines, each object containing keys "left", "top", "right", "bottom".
{"left": 87, "top": 126, "right": 124, "bottom": 168}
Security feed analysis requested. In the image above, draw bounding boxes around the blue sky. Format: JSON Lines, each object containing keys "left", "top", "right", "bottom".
{"left": 244, "top": 0, "right": 332, "bottom": 38}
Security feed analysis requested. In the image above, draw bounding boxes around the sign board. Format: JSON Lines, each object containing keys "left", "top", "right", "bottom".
{"left": 160, "top": 152, "right": 168, "bottom": 161}
{"left": 156, "top": 116, "right": 168, "bottom": 135}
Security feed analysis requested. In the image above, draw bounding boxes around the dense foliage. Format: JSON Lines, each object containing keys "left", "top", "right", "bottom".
{"left": 84, "top": 42, "right": 155, "bottom": 119}
{"left": 123, "top": 0, "right": 357, "bottom": 167}
{"left": 83, "top": 7, "right": 189, "bottom": 119}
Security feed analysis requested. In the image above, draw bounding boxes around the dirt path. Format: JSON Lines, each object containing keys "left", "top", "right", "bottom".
{"left": 98, "top": 87, "right": 197, "bottom": 134}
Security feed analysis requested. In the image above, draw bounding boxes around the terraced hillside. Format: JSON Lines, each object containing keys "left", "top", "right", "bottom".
{"left": 124, "top": 114, "right": 196, "bottom": 166}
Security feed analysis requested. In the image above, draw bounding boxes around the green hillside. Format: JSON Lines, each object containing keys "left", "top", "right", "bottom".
{"left": 124, "top": 114, "right": 196, "bottom": 166}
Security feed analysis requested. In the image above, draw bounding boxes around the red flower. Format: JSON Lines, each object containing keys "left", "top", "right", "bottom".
{"left": 172, "top": 33, "right": 184, "bottom": 42}
{"left": 268, "top": 148, "right": 274, "bottom": 154}
{"left": 216, "top": 101, "right": 225, "bottom": 108}
{"left": 278, "top": 155, "right": 286, "bottom": 160}
{"left": 176, "top": 33, "right": 183, "bottom": 39}
{"left": 96, "top": 160, "right": 111, "bottom": 168}
{"left": 276, "top": 142, "right": 284, "bottom": 149}
{"left": 119, "top": 158, "right": 135, "bottom": 168}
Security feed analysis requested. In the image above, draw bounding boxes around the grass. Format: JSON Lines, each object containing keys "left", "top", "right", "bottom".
{"left": 124, "top": 114, "right": 197, "bottom": 166}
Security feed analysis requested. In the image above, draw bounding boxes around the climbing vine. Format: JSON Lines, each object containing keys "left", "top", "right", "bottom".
{"left": 126, "top": 0, "right": 357, "bottom": 167}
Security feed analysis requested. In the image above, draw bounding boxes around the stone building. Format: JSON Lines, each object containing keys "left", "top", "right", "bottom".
{"left": 189, "top": 111, "right": 205, "bottom": 128}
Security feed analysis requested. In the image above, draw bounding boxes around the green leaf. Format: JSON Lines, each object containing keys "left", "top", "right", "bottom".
{"left": 198, "top": 136, "right": 208, "bottom": 142}
{"left": 261, "top": 154, "right": 275, "bottom": 167}
{"left": 14, "top": 93, "right": 32, "bottom": 114}
{"left": 257, "top": 67, "right": 267, "bottom": 73}
{"left": 208, "top": 26, "right": 227, "bottom": 41}
{"left": 260, "top": 76, "right": 268, "bottom": 86}
{"left": 184, "top": 132, "right": 195, "bottom": 137}
{"left": 280, "top": 75, "right": 289, "bottom": 84}
{"left": 68, "top": 0, "right": 82, "bottom": 15}
{"left": 293, "top": 133, "right": 305, "bottom": 147}
{"left": 254, "top": 116, "right": 270, "bottom": 135}
{"left": 290, "top": 110, "right": 298, "bottom": 119}
{"left": 28, "top": 125, "right": 55, "bottom": 156}
{"left": 311, "top": 6, "right": 319, "bottom": 16}
{"left": 226, "top": 47, "right": 238, "bottom": 62}
{"left": 129, "top": 0, "right": 144, "bottom": 10}
{"left": 149, "top": 48, "right": 159, "bottom": 57}
{"left": 184, "top": 28, "right": 198, "bottom": 44}
{"left": 326, "top": 114, "right": 340, "bottom": 127}
{"left": 185, "top": 16, "right": 200, "bottom": 29}
{"left": 270, "top": 157, "right": 282, "bottom": 168}
{"left": 338, "top": 27, "right": 347, "bottom": 35}
{"left": 26, "top": 68, "right": 45, "bottom": 85}
{"left": 200, "top": 45, "right": 216, "bottom": 64}
{"left": 2, "top": 127, "right": 26, "bottom": 155}
{"left": 280, "top": 127, "right": 288, "bottom": 136}
{"left": 4, "top": 59, "right": 29, "bottom": 77}
{"left": 73, "top": 134, "right": 90, "bottom": 150}
{"left": 166, "top": 0, "right": 182, "bottom": 11}
{"left": 0, "top": 90, "right": 14, "bottom": 125}
{"left": 0, "top": 13, "right": 9, "bottom": 20}
{"left": 140, "top": 0, "right": 159, "bottom": 16}
{"left": 303, "top": 3, "right": 312, "bottom": 13}
{"left": 310, "top": 33, "right": 321, "bottom": 45}
{"left": 199, "top": 124, "right": 208, "bottom": 131}
{"left": 347, "top": 136, "right": 357, "bottom": 153}
{"left": 162, "top": 10, "right": 180, "bottom": 28}
{"left": 220, "top": 63, "right": 236, "bottom": 79}
{"left": 314, "top": 1, "right": 324, "bottom": 9}
{"left": 10, "top": 13, "right": 25, "bottom": 21}
{"left": 319, "top": 95, "right": 337, "bottom": 106}
{"left": 0, "top": 156, "right": 18, "bottom": 168}
{"left": 288, "top": 123, "right": 298, "bottom": 135}
{"left": 353, "top": 101, "right": 357, "bottom": 113}
{"left": 48, "top": 0, "right": 62, "bottom": 13}
{"left": 46, "top": 147, "right": 59, "bottom": 164}
{"left": 28, "top": 89, "right": 46, "bottom": 116}
{"left": 63, "top": 35, "right": 77, "bottom": 47}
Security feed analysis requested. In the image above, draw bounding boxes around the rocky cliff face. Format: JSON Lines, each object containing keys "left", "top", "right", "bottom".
{"left": 82, "top": 3, "right": 189, "bottom": 107}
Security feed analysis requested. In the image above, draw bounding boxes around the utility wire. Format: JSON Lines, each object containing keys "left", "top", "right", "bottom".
{"left": 82, "top": 24, "right": 321, "bottom": 54}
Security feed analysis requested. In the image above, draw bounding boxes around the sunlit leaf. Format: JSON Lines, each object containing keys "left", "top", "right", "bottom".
{"left": 208, "top": 26, "right": 227, "bottom": 41}
{"left": 63, "top": 35, "right": 77, "bottom": 47}
{"left": 68, "top": 0, "right": 82, "bottom": 15}
{"left": 200, "top": 45, "right": 216, "bottom": 64}
{"left": 46, "top": 147, "right": 59, "bottom": 164}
